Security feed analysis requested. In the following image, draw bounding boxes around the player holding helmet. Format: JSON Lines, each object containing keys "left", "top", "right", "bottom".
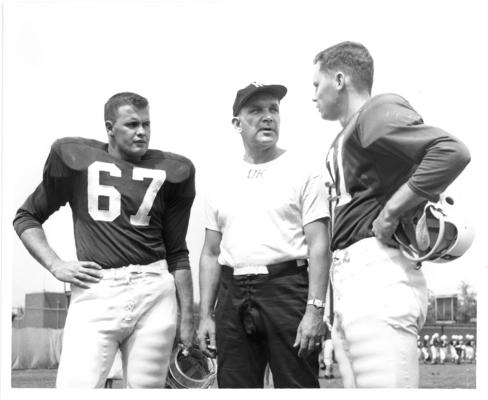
{"left": 312, "top": 41, "right": 470, "bottom": 387}
{"left": 13, "top": 92, "right": 195, "bottom": 388}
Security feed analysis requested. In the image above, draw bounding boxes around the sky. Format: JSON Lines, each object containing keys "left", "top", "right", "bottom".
{"left": 1, "top": 0, "right": 488, "bottom": 396}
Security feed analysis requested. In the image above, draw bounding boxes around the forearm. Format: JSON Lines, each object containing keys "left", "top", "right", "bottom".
{"left": 19, "top": 227, "right": 62, "bottom": 272}
{"left": 383, "top": 183, "right": 428, "bottom": 220}
{"left": 199, "top": 253, "right": 221, "bottom": 318}
{"left": 307, "top": 245, "right": 330, "bottom": 303}
{"left": 295, "top": 219, "right": 331, "bottom": 356}
{"left": 407, "top": 136, "right": 471, "bottom": 201}
{"left": 173, "top": 269, "right": 194, "bottom": 322}
{"left": 304, "top": 218, "right": 331, "bottom": 310}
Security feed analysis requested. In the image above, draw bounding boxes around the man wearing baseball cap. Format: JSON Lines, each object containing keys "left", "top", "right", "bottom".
{"left": 197, "top": 82, "right": 331, "bottom": 388}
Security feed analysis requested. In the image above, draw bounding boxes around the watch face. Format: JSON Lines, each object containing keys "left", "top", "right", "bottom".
{"left": 308, "top": 299, "right": 325, "bottom": 308}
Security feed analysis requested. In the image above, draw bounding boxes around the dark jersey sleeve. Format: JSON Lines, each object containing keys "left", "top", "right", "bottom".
{"left": 358, "top": 95, "right": 471, "bottom": 201}
{"left": 13, "top": 141, "right": 74, "bottom": 236}
{"left": 162, "top": 162, "right": 196, "bottom": 272}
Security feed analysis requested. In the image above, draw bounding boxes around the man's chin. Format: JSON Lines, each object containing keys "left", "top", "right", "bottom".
{"left": 258, "top": 137, "right": 277, "bottom": 147}
{"left": 125, "top": 147, "right": 148, "bottom": 160}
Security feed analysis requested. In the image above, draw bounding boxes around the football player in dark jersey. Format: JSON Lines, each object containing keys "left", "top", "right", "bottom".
{"left": 13, "top": 92, "right": 196, "bottom": 388}
{"left": 430, "top": 332, "right": 441, "bottom": 364}
{"left": 312, "top": 41, "right": 470, "bottom": 387}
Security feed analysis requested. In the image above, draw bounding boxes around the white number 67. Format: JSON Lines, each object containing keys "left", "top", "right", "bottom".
{"left": 87, "top": 161, "right": 166, "bottom": 226}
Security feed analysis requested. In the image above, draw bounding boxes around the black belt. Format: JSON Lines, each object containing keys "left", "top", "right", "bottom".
{"left": 221, "top": 259, "right": 308, "bottom": 279}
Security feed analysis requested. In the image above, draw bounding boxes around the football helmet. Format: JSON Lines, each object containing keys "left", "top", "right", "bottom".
{"left": 166, "top": 345, "right": 217, "bottom": 389}
{"left": 394, "top": 194, "right": 475, "bottom": 264}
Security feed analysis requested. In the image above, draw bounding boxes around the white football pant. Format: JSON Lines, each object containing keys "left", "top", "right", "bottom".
{"left": 56, "top": 260, "right": 177, "bottom": 388}
{"left": 439, "top": 347, "right": 447, "bottom": 363}
{"left": 331, "top": 238, "right": 427, "bottom": 388}
{"left": 449, "top": 345, "right": 458, "bottom": 363}
{"left": 465, "top": 346, "right": 475, "bottom": 362}
{"left": 430, "top": 346, "right": 439, "bottom": 363}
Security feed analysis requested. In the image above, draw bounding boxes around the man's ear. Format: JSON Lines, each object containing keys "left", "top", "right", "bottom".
{"left": 105, "top": 121, "right": 114, "bottom": 136}
{"left": 232, "top": 117, "right": 242, "bottom": 133}
{"left": 335, "top": 71, "right": 346, "bottom": 90}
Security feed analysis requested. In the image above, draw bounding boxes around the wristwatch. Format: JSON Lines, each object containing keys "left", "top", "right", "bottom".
{"left": 307, "top": 298, "right": 325, "bottom": 309}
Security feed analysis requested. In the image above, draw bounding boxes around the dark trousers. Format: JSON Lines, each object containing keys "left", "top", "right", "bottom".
{"left": 215, "top": 265, "right": 320, "bottom": 388}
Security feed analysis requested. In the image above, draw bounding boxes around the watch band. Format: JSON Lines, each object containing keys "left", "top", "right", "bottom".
{"left": 307, "top": 298, "right": 325, "bottom": 309}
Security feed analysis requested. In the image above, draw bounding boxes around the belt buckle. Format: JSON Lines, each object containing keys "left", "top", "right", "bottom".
{"left": 233, "top": 266, "right": 268, "bottom": 276}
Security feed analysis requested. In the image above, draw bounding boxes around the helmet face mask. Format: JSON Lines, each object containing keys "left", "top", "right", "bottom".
{"left": 166, "top": 345, "right": 217, "bottom": 389}
{"left": 394, "top": 195, "right": 475, "bottom": 263}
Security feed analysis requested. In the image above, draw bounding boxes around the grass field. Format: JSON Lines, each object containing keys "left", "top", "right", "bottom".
{"left": 11, "top": 362, "right": 476, "bottom": 389}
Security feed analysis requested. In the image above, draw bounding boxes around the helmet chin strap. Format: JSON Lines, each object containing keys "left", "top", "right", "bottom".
{"left": 394, "top": 204, "right": 446, "bottom": 264}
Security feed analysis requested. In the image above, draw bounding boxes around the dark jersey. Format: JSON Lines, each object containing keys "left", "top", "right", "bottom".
{"left": 13, "top": 137, "right": 195, "bottom": 271}
{"left": 326, "top": 94, "right": 470, "bottom": 251}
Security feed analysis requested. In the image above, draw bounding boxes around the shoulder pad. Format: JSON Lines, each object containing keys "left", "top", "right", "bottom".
{"left": 52, "top": 137, "right": 107, "bottom": 171}
{"left": 369, "top": 93, "right": 408, "bottom": 106}
{"left": 143, "top": 150, "right": 195, "bottom": 183}
{"left": 364, "top": 93, "right": 422, "bottom": 121}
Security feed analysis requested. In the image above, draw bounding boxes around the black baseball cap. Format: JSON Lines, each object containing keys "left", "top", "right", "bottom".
{"left": 233, "top": 82, "right": 287, "bottom": 116}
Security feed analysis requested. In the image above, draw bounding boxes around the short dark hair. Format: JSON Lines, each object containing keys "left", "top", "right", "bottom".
{"left": 104, "top": 92, "right": 149, "bottom": 123}
{"left": 314, "top": 41, "right": 374, "bottom": 94}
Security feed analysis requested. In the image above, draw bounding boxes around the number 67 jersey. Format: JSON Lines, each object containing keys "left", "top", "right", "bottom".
{"left": 13, "top": 137, "right": 196, "bottom": 270}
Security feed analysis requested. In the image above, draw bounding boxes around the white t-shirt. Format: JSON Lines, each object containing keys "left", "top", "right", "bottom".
{"left": 204, "top": 150, "right": 329, "bottom": 270}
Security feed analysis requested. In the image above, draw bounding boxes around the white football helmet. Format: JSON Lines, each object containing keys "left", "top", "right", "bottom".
{"left": 165, "top": 345, "right": 216, "bottom": 389}
{"left": 394, "top": 194, "right": 475, "bottom": 264}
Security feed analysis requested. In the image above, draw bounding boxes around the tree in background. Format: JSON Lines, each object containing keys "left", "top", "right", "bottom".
{"left": 456, "top": 281, "right": 477, "bottom": 323}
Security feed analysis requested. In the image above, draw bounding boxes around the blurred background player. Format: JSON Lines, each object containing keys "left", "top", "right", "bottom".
{"left": 197, "top": 82, "right": 331, "bottom": 388}
{"left": 312, "top": 41, "right": 470, "bottom": 388}
{"left": 429, "top": 332, "right": 441, "bottom": 364}
{"left": 13, "top": 92, "right": 196, "bottom": 388}
{"left": 454, "top": 335, "right": 464, "bottom": 363}
{"left": 421, "top": 335, "right": 431, "bottom": 363}
{"left": 448, "top": 335, "right": 459, "bottom": 364}
{"left": 429, "top": 332, "right": 439, "bottom": 364}
{"left": 464, "top": 334, "right": 475, "bottom": 363}
{"left": 439, "top": 334, "right": 448, "bottom": 364}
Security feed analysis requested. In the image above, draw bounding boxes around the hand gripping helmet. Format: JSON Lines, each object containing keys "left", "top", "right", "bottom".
{"left": 394, "top": 194, "right": 475, "bottom": 264}
{"left": 165, "top": 345, "right": 217, "bottom": 389}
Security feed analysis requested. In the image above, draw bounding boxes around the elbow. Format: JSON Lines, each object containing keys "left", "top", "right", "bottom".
{"left": 449, "top": 142, "right": 471, "bottom": 176}
{"left": 13, "top": 209, "right": 42, "bottom": 238}
{"left": 458, "top": 144, "right": 471, "bottom": 169}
